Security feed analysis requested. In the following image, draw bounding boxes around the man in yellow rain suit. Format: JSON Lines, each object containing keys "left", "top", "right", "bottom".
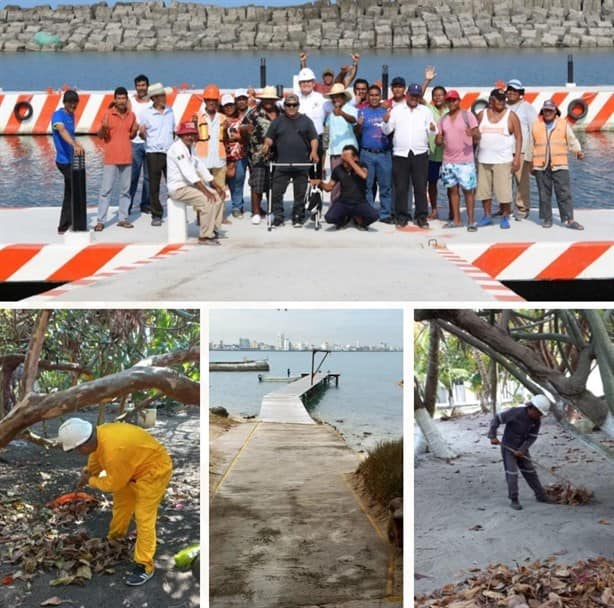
{"left": 58, "top": 418, "right": 173, "bottom": 586}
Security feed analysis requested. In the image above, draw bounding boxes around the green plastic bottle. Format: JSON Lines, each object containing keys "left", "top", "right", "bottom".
{"left": 174, "top": 544, "right": 200, "bottom": 569}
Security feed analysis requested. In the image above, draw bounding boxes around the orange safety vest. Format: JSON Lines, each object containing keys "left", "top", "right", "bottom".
{"left": 195, "top": 110, "right": 227, "bottom": 160}
{"left": 531, "top": 117, "right": 568, "bottom": 168}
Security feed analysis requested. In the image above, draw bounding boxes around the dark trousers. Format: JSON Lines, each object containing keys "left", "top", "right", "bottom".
{"left": 129, "top": 142, "right": 150, "bottom": 213}
{"left": 392, "top": 151, "right": 428, "bottom": 222}
{"left": 325, "top": 199, "right": 379, "bottom": 228}
{"left": 271, "top": 168, "right": 308, "bottom": 221}
{"left": 502, "top": 447, "right": 547, "bottom": 501}
{"left": 56, "top": 162, "right": 72, "bottom": 232}
{"left": 146, "top": 152, "right": 167, "bottom": 219}
{"left": 534, "top": 167, "right": 574, "bottom": 223}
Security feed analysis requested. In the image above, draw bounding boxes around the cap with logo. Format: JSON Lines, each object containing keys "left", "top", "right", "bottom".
{"left": 407, "top": 83, "right": 422, "bottom": 96}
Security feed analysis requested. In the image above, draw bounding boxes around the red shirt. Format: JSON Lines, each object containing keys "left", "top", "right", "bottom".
{"left": 102, "top": 108, "right": 136, "bottom": 165}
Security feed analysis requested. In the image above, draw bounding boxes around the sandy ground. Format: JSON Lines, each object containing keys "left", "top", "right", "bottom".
{"left": 0, "top": 406, "right": 200, "bottom": 608}
{"left": 414, "top": 411, "right": 614, "bottom": 599}
{"left": 209, "top": 414, "right": 402, "bottom": 607}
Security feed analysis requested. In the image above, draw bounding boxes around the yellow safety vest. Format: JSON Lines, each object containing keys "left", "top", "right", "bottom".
{"left": 531, "top": 117, "right": 568, "bottom": 168}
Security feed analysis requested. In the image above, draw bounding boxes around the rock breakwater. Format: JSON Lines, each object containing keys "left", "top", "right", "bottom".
{"left": 0, "top": 0, "right": 613, "bottom": 52}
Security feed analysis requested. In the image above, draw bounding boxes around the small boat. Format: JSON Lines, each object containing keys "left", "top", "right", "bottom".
{"left": 258, "top": 374, "right": 301, "bottom": 383}
{"left": 210, "top": 359, "right": 269, "bottom": 372}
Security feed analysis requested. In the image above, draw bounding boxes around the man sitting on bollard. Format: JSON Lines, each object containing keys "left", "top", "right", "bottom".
{"left": 58, "top": 417, "right": 173, "bottom": 586}
{"left": 166, "top": 121, "right": 225, "bottom": 245}
{"left": 52, "top": 89, "right": 84, "bottom": 234}
{"left": 319, "top": 145, "right": 379, "bottom": 231}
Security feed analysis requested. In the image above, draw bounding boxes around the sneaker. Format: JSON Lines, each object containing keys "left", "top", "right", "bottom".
{"left": 542, "top": 219, "right": 553, "bottom": 229}
{"left": 251, "top": 214, "right": 261, "bottom": 225}
{"left": 566, "top": 220, "right": 584, "bottom": 230}
{"left": 151, "top": 218, "right": 162, "bottom": 227}
{"left": 416, "top": 217, "right": 429, "bottom": 228}
{"left": 125, "top": 564, "right": 154, "bottom": 586}
{"left": 292, "top": 217, "right": 304, "bottom": 227}
{"left": 477, "top": 215, "right": 493, "bottom": 227}
{"left": 536, "top": 495, "right": 555, "bottom": 504}
{"left": 500, "top": 216, "right": 510, "bottom": 229}
{"left": 379, "top": 217, "right": 395, "bottom": 225}
{"left": 198, "top": 237, "right": 221, "bottom": 246}
{"left": 272, "top": 217, "right": 284, "bottom": 227}
{"left": 467, "top": 223, "right": 478, "bottom": 232}
{"left": 510, "top": 500, "right": 523, "bottom": 511}
{"left": 231, "top": 209, "right": 242, "bottom": 218}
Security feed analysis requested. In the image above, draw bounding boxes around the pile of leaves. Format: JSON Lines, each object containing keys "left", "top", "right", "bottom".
{"left": 415, "top": 556, "right": 614, "bottom": 607}
{"left": 545, "top": 483, "right": 594, "bottom": 506}
{"left": 0, "top": 494, "right": 130, "bottom": 586}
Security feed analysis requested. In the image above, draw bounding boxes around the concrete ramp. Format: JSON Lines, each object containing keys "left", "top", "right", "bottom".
{"left": 259, "top": 374, "right": 325, "bottom": 424}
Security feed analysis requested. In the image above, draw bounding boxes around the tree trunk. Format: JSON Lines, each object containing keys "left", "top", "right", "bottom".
{"left": 0, "top": 365, "right": 199, "bottom": 449}
{"left": 19, "top": 310, "right": 52, "bottom": 400}
{"left": 414, "top": 408, "right": 458, "bottom": 460}
{"left": 423, "top": 322, "right": 440, "bottom": 417}
{"left": 582, "top": 310, "right": 614, "bottom": 414}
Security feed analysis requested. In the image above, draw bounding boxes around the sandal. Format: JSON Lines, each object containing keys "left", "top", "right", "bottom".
{"left": 94, "top": 223, "right": 104, "bottom": 232}
{"left": 443, "top": 221, "right": 463, "bottom": 229}
{"left": 566, "top": 220, "right": 584, "bottom": 230}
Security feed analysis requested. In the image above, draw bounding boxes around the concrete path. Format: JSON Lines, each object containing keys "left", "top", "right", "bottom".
{"left": 210, "top": 422, "right": 391, "bottom": 608}
{"left": 259, "top": 373, "right": 325, "bottom": 424}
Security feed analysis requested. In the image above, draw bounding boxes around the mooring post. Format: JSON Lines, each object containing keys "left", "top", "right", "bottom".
{"left": 566, "top": 54, "right": 575, "bottom": 87}
{"left": 382, "top": 64, "right": 389, "bottom": 99}
{"left": 260, "top": 57, "right": 266, "bottom": 88}
{"left": 70, "top": 152, "right": 87, "bottom": 231}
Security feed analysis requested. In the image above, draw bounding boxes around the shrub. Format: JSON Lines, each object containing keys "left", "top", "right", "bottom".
{"left": 356, "top": 438, "right": 403, "bottom": 506}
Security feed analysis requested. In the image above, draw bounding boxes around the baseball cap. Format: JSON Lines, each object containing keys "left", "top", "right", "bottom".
{"left": 234, "top": 88, "right": 249, "bottom": 99}
{"left": 284, "top": 93, "right": 300, "bottom": 105}
{"left": 506, "top": 79, "right": 524, "bottom": 91}
{"left": 490, "top": 88, "right": 507, "bottom": 101}
{"left": 298, "top": 67, "right": 316, "bottom": 82}
{"left": 541, "top": 99, "right": 557, "bottom": 111}
{"left": 391, "top": 76, "right": 406, "bottom": 88}
{"left": 407, "top": 83, "right": 422, "bottom": 96}
{"left": 220, "top": 94, "right": 235, "bottom": 106}
{"left": 322, "top": 67, "right": 335, "bottom": 77}
{"left": 445, "top": 89, "right": 461, "bottom": 100}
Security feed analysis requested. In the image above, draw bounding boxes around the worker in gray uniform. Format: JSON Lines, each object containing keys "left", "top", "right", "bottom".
{"left": 488, "top": 394, "right": 553, "bottom": 510}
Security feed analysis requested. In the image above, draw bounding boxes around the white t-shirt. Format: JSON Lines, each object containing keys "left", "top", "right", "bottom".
{"left": 508, "top": 100, "right": 537, "bottom": 154}
{"left": 131, "top": 95, "right": 152, "bottom": 144}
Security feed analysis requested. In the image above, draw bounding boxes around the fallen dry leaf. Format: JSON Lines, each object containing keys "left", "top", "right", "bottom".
{"left": 40, "top": 597, "right": 72, "bottom": 606}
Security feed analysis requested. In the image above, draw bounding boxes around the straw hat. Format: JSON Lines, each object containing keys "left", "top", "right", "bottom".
{"left": 257, "top": 86, "right": 280, "bottom": 100}
{"left": 147, "top": 82, "right": 172, "bottom": 98}
{"left": 324, "top": 83, "right": 352, "bottom": 102}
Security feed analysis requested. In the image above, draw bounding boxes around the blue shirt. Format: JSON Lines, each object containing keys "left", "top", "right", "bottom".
{"left": 325, "top": 102, "right": 358, "bottom": 155}
{"left": 141, "top": 105, "right": 175, "bottom": 153}
{"left": 357, "top": 106, "right": 390, "bottom": 152}
{"left": 52, "top": 108, "right": 75, "bottom": 164}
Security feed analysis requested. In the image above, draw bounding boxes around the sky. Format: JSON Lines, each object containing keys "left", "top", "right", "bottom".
{"left": 6, "top": 1, "right": 309, "bottom": 7}
{"left": 209, "top": 309, "right": 403, "bottom": 347}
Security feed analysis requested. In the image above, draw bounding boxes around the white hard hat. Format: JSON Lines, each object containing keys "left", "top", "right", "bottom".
{"left": 220, "top": 93, "right": 235, "bottom": 106}
{"left": 58, "top": 418, "right": 93, "bottom": 451}
{"left": 530, "top": 395, "right": 550, "bottom": 416}
{"left": 298, "top": 68, "right": 316, "bottom": 82}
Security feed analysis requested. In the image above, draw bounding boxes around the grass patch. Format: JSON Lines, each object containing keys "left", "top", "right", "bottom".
{"left": 356, "top": 438, "right": 403, "bottom": 506}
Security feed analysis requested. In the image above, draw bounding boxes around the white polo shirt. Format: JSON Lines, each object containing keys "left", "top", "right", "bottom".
{"left": 166, "top": 138, "right": 213, "bottom": 195}
{"left": 298, "top": 90, "right": 325, "bottom": 135}
{"left": 381, "top": 102, "right": 433, "bottom": 156}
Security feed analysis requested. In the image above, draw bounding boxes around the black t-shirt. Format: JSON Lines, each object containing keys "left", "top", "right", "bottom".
{"left": 265, "top": 113, "right": 317, "bottom": 164}
{"left": 331, "top": 162, "right": 367, "bottom": 205}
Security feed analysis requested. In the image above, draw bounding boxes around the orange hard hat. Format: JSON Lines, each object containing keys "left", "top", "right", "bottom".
{"left": 202, "top": 84, "right": 220, "bottom": 100}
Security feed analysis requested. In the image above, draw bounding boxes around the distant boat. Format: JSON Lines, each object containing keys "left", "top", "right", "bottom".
{"left": 258, "top": 374, "right": 302, "bottom": 383}
{"left": 210, "top": 359, "right": 269, "bottom": 372}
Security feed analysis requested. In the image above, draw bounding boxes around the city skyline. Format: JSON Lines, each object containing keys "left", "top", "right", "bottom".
{"left": 209, "top": 309, "right": 403, "bottom": 348}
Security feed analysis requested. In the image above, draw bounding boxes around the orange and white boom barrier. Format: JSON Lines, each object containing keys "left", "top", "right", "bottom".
{"left": 1, "top": 86, "right": 614, "bottom": 135}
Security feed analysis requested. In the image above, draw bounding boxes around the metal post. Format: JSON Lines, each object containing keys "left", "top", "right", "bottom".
{"left": 567, "top": 54, "right": 575, "bottom": 86}
{"left": 382, "top": 64, "right": 389, "bottom": 99}
{"left": 70, "top": 152, "right": 87, "bottom": 231}
{"left": 260, "top": 58, "right": 266, "bottom": 88}
{"left": 275, "top": 84, "right": 284, "bottom": 100}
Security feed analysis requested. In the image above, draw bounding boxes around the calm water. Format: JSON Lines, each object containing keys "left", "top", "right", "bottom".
{"left": 1, "top": 48, "right": 613, "bottom": 208}
{"left": 209, "top": 350, "right": 403, "bottom": 452}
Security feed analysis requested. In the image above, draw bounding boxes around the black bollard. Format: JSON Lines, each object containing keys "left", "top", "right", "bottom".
{"left": 567, "top": 54, "right": 574, "bottom": 84}
{"left": 382, "top": 64, "right": 389, "bottom": 99}
{"left": 276, "top": 84, "right": 284, "bottom": 100}
{"left": 70, "top": 152, "right": 87, "bottom": 231}
{"left": 260, "top": 58, "right": 266, "bottom": 88}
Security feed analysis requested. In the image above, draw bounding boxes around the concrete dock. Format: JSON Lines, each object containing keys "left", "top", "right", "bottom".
{"left": 0, "top": 205, "right": 611, "bottom": 301}
{"left": 210, "top": 422, "right": 391, "bottom": 608}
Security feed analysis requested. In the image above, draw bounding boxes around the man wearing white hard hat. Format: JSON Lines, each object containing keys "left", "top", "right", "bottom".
{"left": 296, "top": 67, "right": 326, "bottom": 177}
{"left": 488, "top": 395, "right": 553, "bottom": 510}
{"left": 58, "top": 418, "right": 172, "bottom": 586}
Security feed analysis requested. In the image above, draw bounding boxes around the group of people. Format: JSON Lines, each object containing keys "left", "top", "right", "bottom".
{"left": 52, "top": 58, "right": 586, "bottom": 241}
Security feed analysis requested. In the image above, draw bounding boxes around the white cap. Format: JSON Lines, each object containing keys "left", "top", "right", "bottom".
{"left": 298, "top": 67, "right": 316, "bottom": 82}
{"left": 234, "top": 88, "right": 249, "bottom": 98}
{"left": 58, "top": 418, "right": 93, "bottom": 451}
{"left": 529, "top": 395, "right": 550, "bottom": 416}
{"left": 220, "top": 94, "right": 235, "bottom": 106}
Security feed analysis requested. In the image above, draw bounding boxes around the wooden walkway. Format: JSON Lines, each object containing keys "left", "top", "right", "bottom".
{"left": 259, "top": 372, "right": 336, "bottom": 424}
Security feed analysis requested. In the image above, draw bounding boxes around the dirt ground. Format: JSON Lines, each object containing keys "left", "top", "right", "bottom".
{"left": 0, "top": 405, "right": 200, "bottom": 608}
{"left": 414, "top": 411, "right": 614, "bottom": 600}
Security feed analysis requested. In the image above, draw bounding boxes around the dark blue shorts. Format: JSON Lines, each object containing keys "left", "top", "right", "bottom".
{"left": 428, "top": 160, "right": 442, "bottom": 184}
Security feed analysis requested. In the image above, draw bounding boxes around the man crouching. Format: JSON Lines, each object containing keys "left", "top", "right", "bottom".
{"left": 167, "top": 121, "right": 226, "bottom": 245}
{"left": 58, "top": 418, "right": 173, "bottom": 586}
{"left": 319, "top": 145, "right": 379, "bottom": 230}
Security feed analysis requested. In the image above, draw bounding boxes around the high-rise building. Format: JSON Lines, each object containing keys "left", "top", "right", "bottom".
{"left": 239, "top": 338, "right": 250, "bottom": 349}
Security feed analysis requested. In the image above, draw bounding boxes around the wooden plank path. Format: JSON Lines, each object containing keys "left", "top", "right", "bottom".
{"left": 259, "top": 372, "right": 330, "bottom": 424}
